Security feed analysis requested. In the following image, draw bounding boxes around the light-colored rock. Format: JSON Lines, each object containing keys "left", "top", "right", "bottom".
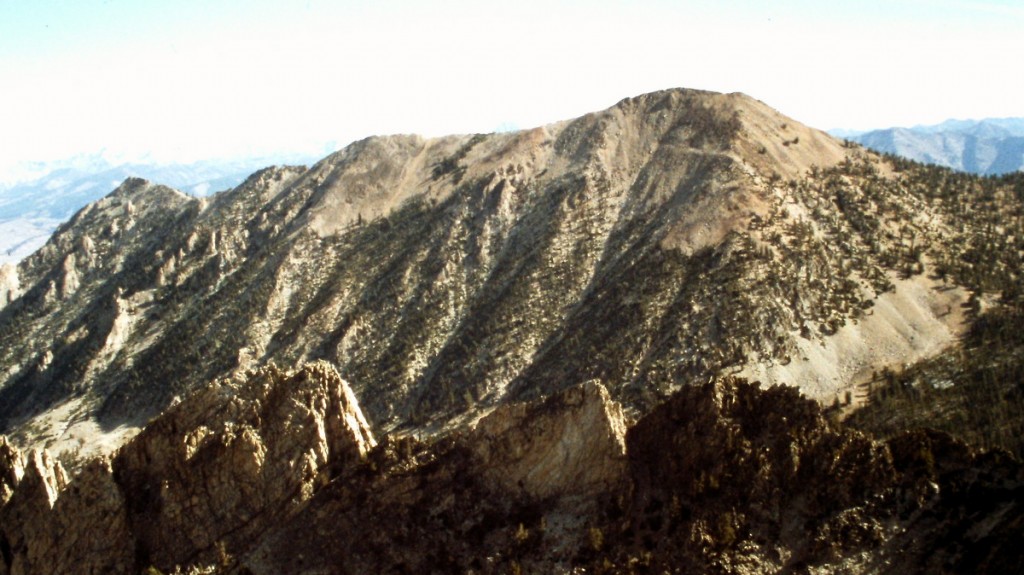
{"left": 0, "top": 457, "right": 134, "bottom": 575}
{"left": 0, "top": 436, "right": 25, "bottom": 506}
{"left": 470, "top": 380, "right": 627, "bottom": 499}
{"left": 0, "top": 449, "right": 67, "bottom": 575}
{"left": 0, "top": 361, "right": 374, "bottom": 575}
{"left": 59, "top": 253, "right": 79, "bottom": 299}
{"left": 0, "top": 264, "right": 18, "bottom": 309}
{"left": 113, "top": 360, "right": 374, "bottom": 570}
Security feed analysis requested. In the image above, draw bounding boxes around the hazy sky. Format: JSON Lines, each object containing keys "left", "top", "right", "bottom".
{"left": 1, "top": 0, "right": 1021, "bottom": 170}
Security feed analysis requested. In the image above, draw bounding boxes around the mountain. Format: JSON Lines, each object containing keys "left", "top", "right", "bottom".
{"left": 0, "top": 154, "right": 322, "bottom": 264}
{"left": 1, "top": 87, "right": 1023, "bottom": 573}
{"left": 2, "top": 88, "right": 1022, "bottom": 462}
{"left": 836, "top": 118, "right": 1024, "bottom": 175}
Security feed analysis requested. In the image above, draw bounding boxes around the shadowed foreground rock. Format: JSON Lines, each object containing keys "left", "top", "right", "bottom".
{"left": 0, "top": 361, "right": 374, "bottom": 575}
{"left": 240, "top": 378, "right": 1024, "bottom": 575}
{"left": 1, "top": 372, "right": 1021, "bottom": 574}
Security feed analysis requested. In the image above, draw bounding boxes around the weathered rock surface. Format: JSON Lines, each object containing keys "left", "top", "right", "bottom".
{"left": 113, "top": 361, "right": 374, "bottom": 570}
{"left": 469, "top": 379, "right": 627, "bottom": 499}
{"left": 595, "top": 379, "right": 1024, "bottom": 574}
{"left": 239, "top": 378, "right": 1024, "bottom": 575}
{"left": 0, "top": 361, "right": 374, "bottom": 575}
{"left": 0, "top": 457, "right": 135, "bottom": 575}
{"left": 0, "top": 436, "right": 24, "bottom": 505}
{"left": 0, "top": 264, "right": 17, "bottom": 310}
{"left": 0, "top": 449, "right": 69, "bottom": 575}
{"left": 238, "top": 379, "right": 633, "bottom": 574}
{"left": 2, "top": 369, "right": 1021, "bottom": 574}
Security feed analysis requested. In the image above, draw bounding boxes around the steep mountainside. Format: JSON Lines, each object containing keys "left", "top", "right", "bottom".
{"left": 1, "top": 89, "right": 1022, "bottom": 464}
{"left": 815, "top": 162, "right": 1024, "bottom": 461}
{"left": 0, "top": 154, "right": 321, "bottom": 264}
{"left": 843, "top": 118, "right": 1024, "bottom": 175}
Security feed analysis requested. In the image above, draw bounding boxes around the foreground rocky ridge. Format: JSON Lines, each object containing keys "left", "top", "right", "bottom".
{"left": 0, "top": 362, "right": 374, "bottom": 574}
{"left": 1, "top": 363, "right": 1020, "bottom": 574}
{"left": 5, "top": 88, "right": 1021, "bottom": 461}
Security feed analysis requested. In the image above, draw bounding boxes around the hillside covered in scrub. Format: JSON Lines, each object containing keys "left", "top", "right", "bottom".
{"left": 0, "top": 88, "right": 1023, "bottom": 573}
{"left": 3, "top": 88, "right": 1021, "bottom": 464}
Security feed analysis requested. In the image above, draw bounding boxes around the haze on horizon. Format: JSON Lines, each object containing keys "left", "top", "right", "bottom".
{"left": 1, "top": 0, "right": 1021, "bottom": 179}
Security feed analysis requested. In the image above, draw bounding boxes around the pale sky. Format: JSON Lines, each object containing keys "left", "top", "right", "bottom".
{"left": 1, "top": 0, "right": 1021, "bottom": 172}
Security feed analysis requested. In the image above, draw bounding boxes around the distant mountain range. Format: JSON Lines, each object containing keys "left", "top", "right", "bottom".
{"left": 831, "top": 118, "right": 1024, "bottom": 175}
{"left": 0, "top": 153, "right": 322, "bottom": 263}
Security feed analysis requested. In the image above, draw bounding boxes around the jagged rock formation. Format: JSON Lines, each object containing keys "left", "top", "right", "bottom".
{"left": 241, "top": 379, "right": 630, "bottom": 574}
{"left": 241, "top": 378, "right": 1024, "bottom": 575}
{"left": 6, "top": 88, "right": 1019, "bottom": 463}
{"left": 1, "top": 359, "right": 1020, "bottom": 574}
{"left": 0, "top": 436, "right": 23, "bottom": 505}
{"left": 0, "top": 152, "right": 325, "bottom": 265}
{"left": 469, "top": 379, "right": 628, "bottom": 499}
{"left": 0, "top": 264, "right": 17, "bottom": 310}
{"left": 0, "top": 361, "right": 374, "bottom": 575}
{"left": 599, "top": 380, "right": 1024, "bottom": 573}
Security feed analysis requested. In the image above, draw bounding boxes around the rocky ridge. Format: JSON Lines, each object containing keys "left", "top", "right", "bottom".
{"left": 6, "top": 88, "right": 1018, "bottom": 462}
{"left": 1, "top": 361, "right": 1019, "bottom": 574}
{"left": 0, "top": 361, "right": 374, "bottom": 574}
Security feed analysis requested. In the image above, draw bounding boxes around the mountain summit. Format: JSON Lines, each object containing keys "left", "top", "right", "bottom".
{"left": 1, "top": 88, "right": 1023, "bottom": 574}
{"left": 0, "top": 88, "right": 1017, "bottom": 462}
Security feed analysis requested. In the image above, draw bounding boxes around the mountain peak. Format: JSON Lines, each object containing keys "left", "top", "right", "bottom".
{"left": 0, "top": 88, "right": 1016, "bottom": 467}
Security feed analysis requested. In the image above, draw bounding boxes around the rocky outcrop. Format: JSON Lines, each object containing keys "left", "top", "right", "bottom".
{"left": 0, "top": 456, "right": 135, "bottom": 575}
{"left": 586, "top": 379, "right": 1024, "bottom": 573}
{"left": 0, "top": 436, "right": 24, "bottom": 505}
{"left": 237, "top": 379, "right": 635, "bottom": 574}
{"left": 113, "top": 361, "right": 374, "bottom": 570}
{"left": 469, "top": 379, "right": 628, "bottom": 499}
{"left": 235, "top": 377, "right": 1024, "bottom": 575}
{"left": 618, "top": 379, "right": 898, "bottom": 572}
{"left": 0, "top": 449, "right": 68, "bottom": 575}
{"left": 0, "top": 361, "right": 374, "bottom": 575}
{"left": 2, "top": 370, "right": 1021, "bottom": 574}
{"left": 0, "top": 264, "right": 17, "bottom": 310}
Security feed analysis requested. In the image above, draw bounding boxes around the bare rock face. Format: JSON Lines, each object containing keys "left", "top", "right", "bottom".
{"left": 0, "top": 456, "right": 134, "bottom": 575}
{"left": 0, "top": 449, "right": 67, "bottom": 575}
{"left": 470, "top": 379, "right": 628, "bottom": 499}
{"left": 237, "top": 379, "right": 633, "bottom": 575}
{"left": 0, "top": 436, "right": 24, "bottom": 505}
{"left": 0, "top": 361, "right": 375, "bottom": 575}
{"left": 0, "top": 264, "right": 18, "bottom": 310}
{"left": 112, "top": 361, "right": 375, "bottom": 570}
{"left": 2, "top": 371, "right": 1021, "bottom": 574}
